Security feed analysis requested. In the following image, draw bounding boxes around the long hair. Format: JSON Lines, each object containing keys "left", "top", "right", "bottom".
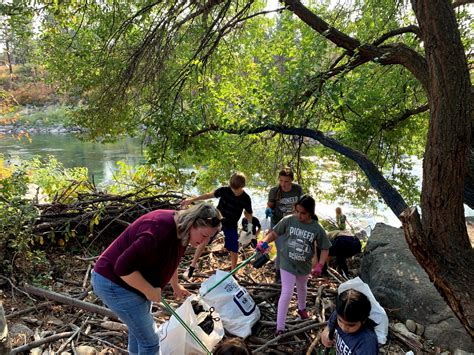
{"left": 295, "top": 195, "right": 318, "bottom": 221}
{"left": 337, "top": 289, "right": 375, "bottom": 328}
{"left": 175, "top": 203, "right": 222, "bottom": 246}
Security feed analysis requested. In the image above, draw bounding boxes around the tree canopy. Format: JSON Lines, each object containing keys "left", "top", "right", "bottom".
{"left": 2, "top": 0, "right": 473, "bottom": 337}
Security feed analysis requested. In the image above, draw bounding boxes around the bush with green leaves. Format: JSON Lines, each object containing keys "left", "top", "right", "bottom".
{"left": 0, "top": 165, "right": 42, "bottom": 277}
{"left": 29, "top": 155, "right": 90, "bottom": 203}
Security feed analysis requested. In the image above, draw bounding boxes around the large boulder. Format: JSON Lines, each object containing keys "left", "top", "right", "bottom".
{"left": 360, "top": 223, "right": 474, "bottom": 352}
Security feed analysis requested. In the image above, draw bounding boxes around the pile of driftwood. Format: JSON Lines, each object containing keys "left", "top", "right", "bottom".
{"left": 2, "top": 235, "right": 429, "bottom": 354}
{"left": 31, "top": 189, "right": 184, "bottom": 250}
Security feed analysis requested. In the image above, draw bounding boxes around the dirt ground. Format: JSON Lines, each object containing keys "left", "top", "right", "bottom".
{"left": 1, "top": 235, "right": 459, "bottom": 354}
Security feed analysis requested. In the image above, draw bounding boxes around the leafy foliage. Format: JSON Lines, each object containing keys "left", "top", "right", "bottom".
{"left": 0, "top": 161, "right": 43, "bottom": 279}
{"left": 34, "top": 1, "right": 443, "bottom": 207}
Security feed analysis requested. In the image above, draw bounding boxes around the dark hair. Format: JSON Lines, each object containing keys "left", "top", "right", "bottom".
{"left": 229, "top": 172, "right": 246, "bottom": 189}
{"left": 213, "top": 337, "right": 251, "bottom": 355}
{"left": 278, "top": 167, "right": 294, "bottom": 180}
{"left": 295, "top": 195, "right": 318, "bottom": 221}
{"left": 336, "top": 289, "right": 372, "bottom": 324}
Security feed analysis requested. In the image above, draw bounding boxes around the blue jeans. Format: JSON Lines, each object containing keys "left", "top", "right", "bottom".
{"left": 91, "top": 271, "right": 160, "bottom": 355}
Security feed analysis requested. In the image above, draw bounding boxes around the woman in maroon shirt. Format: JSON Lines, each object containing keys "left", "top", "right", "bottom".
{"left": 91, "top": 203, "right": 221, "bottom": 355}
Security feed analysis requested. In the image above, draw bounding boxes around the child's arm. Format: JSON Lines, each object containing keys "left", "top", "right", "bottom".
{"left": 262, "top": 230, "right": 277, "bottom": 243}
{"left": 312, "top": 241, "right": 330, "bottom": 276}
{"left": 181, "top": 191, "right": 215, "bottom": 206}
{"left": 243, "top": 210, "right": 253, "bottom": 223}
{"left": 321, "top": 326, "right": 335, "bottom": 347}
{"left": 318, "top": 249, "right": 330, "bottom": 266}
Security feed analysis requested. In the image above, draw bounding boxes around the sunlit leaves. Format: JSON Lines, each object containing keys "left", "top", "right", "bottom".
{"left": 35, "top": 0, "right": 471, "bottom": 207}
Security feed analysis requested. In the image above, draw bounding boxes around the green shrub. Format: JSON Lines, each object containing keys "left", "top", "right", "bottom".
{"left": 0, "top": 166, "right": 40, "bottom": 275}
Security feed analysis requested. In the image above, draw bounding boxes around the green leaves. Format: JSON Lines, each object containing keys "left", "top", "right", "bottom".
{"left": 32, "top": 0, "right": 469, "bottom": 206}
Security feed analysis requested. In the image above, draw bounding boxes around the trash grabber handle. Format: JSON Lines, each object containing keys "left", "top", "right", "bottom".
{"left": 200, "top": 252, "right": 258, "bottom": 298}
{"left": 161, "top": 298, "right": 211, "bottom": 355}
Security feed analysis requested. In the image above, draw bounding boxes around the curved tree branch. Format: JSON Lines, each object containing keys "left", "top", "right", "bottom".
{"left": 372, "top": 25, "right": 421, "bottom": 46}
{"left": 282, "top": 0, "right": 430, "bottom": 90}
{"left": 453, "top": 0, "right": 474, "bottom": 8}
{"left": 191, "top": 124, "right": 409, "bottom": 217}
{"left": 381, "top": 104, "right": 429, "bottom": 130}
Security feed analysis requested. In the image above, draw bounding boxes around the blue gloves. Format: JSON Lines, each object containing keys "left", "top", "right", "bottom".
{"left": 265, "top": 208, "right": 273, "bottom": 218}
{"left": 256, "top": 241, "right": 270, "bottom": 254}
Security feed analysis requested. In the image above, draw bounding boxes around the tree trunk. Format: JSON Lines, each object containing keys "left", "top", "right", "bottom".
{"left": 5, "top": 38, "right": 13, "bottom": 90}
{"left": 409, "top": 0, "right": 474, "bottom": 337}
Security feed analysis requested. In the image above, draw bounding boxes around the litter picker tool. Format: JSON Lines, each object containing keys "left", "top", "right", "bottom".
{"left": 200, "top": 252, "right": 258, "bottom": 298}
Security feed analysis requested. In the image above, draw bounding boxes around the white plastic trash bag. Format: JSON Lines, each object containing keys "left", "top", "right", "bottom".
{"left": 200, "top": 270, "right": 260, "bottom": 338}
{"left": 158, "top": 295, "right": 224, "bottom": 355}
{"left": 338, "top": 277, "right": 389, "bottom": 344}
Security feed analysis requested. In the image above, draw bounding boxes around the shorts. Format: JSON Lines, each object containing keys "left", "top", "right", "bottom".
{"left": 223, "top": 227, "right": 239, "bottom": 253}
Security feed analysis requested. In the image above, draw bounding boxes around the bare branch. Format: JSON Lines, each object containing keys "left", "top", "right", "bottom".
{"left": 282, "top": 0, "right": 429, "bottom": 90}
{"left": 190, "top": 123, "right": 409, "bottom": 216}
{"left": 381, "top": 104, "right": 429, "bottom": 130}
{"left": 372, "top": 25, "right": 421, "bottom": 46}
{"left": 453, "top": 0, "right": 474, "bottom": 8}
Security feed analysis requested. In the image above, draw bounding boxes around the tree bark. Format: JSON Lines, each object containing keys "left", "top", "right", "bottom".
{"left": 410, "top": 0, "right": 474, "bottom": 337}
{"left": 281, "top": 0, "right": 474, "bottom": 335}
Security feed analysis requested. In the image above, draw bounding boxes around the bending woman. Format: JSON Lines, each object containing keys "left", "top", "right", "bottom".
{"left": 91, "top": 203, "right": 221, "bottom": 355}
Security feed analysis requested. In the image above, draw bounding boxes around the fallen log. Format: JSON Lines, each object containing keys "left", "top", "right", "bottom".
{"left": 22, "top": 284, "right": 118, "bottom": 320}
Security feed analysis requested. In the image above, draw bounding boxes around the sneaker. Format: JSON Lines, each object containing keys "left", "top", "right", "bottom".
{"left": 182, "top": 266, "right": 195, "bottom": 280}
{"left": 297, "top": 309, "right": 309, "bottom": 320}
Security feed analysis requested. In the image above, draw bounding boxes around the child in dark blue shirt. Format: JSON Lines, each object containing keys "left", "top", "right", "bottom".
{"left": 321, "top": 289, "right": 379, "bottom": 354}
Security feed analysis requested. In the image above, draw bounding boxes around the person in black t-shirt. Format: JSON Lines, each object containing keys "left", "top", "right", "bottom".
{"left": 181, "top": 172, "right": 253, "bottom": 279}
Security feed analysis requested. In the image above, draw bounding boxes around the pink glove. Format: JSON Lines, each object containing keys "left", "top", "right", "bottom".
{"left": 311, "top": 263, "right": 323, "bottom": 276}
{"left": 256, "top": 241, "right": 270, "bottom": 254}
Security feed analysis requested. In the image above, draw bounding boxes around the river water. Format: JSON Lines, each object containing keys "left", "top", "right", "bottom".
{"left": 5, "top": 132, "right": 469, "bottom": 234}
{"left": 0, "top": 133, "right": 144, "bottom": 184}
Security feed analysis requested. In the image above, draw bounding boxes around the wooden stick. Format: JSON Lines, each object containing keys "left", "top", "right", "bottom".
{"left": 253, "top": 321, "right": 327, "bottom": 353}
{"left": 82, "top": 264, "right": 92, "bottom": 289}
{"left": 306, "top": 330, "right": 322, "bottom": 355}
{"left": 56, "top": 324, "right": 83, "bottom": 353}
{"left": 10, "top": 331, "right": 74, "bottom": 354}
{"left": 22, "top": 284, "right": 118, "bottom": 320}
{"left": 5, "top": 301, "right": 51, "bottom": 319}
